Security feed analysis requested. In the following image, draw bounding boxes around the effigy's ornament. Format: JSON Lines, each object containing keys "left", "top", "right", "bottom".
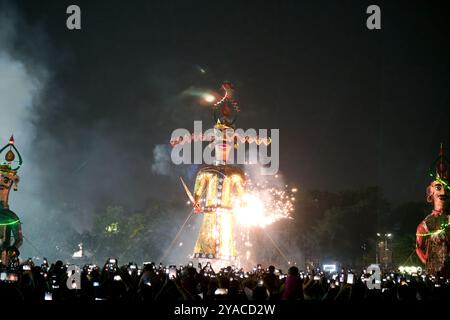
{"left": 5, "top": 150, "right": 15, "bottom": 162}
{"left": 0, "top": 136, "right": 22, "bottom": 173}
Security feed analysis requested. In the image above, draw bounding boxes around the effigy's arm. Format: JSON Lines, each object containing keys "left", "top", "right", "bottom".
{"left": 193, "top": 171, "right": 208, "bottom": 212}
{"left": 416, "top": 222, "right": 428, "bottom": 265}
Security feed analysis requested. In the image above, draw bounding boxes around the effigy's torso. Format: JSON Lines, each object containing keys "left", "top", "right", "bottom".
{"left": 193, "top": 165, "right": 245, "bottom": 260}
{"left": 419, "top": 213, "right": 450, "bottom": 274}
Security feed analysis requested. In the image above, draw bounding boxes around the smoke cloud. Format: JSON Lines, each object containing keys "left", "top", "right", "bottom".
{"left": 0, "top": 1, "right": 219, "bottom": 261}
{"left": 0, "top": 3, "right": 52, "bottom": 259}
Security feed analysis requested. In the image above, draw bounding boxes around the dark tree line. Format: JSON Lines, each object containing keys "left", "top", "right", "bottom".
{"left": 29, "top": 187, "right": 430, "bottom": 269}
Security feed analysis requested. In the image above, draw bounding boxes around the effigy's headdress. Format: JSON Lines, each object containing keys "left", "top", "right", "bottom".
{"left": 213, "top": 81, "right": 240, "bottom": 130}
{"left": 0, "top": 136, "right": 21, "bottom": 228}
{"left": 170, "top": 82, "right": 271, "bottom": 147}
{"left": 0, "top": 136, "right": 23, "bottom": 176}
{"left": 429, "top": 143, "right": 449, "bottom": 191}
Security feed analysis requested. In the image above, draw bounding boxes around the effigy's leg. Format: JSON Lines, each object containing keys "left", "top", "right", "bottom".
{"left": 217, "top": 209, "right": 236, "bottom": 260}
{"left": 194, "top": 213, "right": 217, "bottom": 258}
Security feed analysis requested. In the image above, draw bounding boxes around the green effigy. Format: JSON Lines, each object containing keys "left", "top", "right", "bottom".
{"left": 0, "top": 136, "right": 23, "bottom": 266}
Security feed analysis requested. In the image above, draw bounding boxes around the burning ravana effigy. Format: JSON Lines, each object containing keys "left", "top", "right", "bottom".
{"left": 190, "top": 82, "right": 245, "bottom": 268}
{"left": 171, "top": 82, "right": 295, "bottom": 269}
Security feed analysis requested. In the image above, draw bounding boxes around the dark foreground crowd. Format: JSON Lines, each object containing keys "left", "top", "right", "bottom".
{"left": 0, "top": 258, "right": 449, "bottom": 302}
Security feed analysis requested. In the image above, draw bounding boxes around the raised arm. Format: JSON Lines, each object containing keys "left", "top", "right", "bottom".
{"left": 193, "top": 171, "right": 208, "bottom": 212}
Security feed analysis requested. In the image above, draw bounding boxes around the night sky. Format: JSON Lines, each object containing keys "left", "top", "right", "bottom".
{"left": 1, "top": 0, "right": 450, "bottom": 233}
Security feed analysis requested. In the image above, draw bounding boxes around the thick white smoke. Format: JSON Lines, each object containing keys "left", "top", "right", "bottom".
{"left": 151, "top": 143, "right": 192, "bottom": 179}
{"left": 151, "top": 144, "right": 174, "bottom": 176}
{"left": 0, "top": 6, "right": 50, "bottom": 259}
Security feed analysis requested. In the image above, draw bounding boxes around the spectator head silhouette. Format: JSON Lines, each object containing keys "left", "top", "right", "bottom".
{"left": 288, "top": 266, "right": 299, "bottom": 276}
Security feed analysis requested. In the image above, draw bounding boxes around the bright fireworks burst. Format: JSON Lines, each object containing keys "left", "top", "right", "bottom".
{"left": 234, "top": 177, "right": 296, "bottom": 228}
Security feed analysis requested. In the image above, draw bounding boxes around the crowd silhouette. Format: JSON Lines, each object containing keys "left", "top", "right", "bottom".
{"left": 1, "top": 258, "right": 449, "bottom": 302}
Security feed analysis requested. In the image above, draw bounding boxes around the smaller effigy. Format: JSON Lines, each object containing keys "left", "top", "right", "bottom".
{"left": 0, "top": 136, "right": 23, "bottom": 268}
{"left": 416, "top": 144, "right": 450, "bottom": 275}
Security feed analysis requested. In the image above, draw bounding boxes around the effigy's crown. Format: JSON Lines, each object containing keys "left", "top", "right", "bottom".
{"left": 0, "top": 135, "right": 22, "bottom": 175}
{"left": 429, "top": 143, "right": 449, "bottom": 192}
{"left": 169, "top": 82, "right": 271, "bottom": 147}
{"left": 213, "top": 81, "right": 240, "bottom": 130}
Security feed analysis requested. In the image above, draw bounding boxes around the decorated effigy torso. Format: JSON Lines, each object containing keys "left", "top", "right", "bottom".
{"left": 194, "top": 164, "right": 245, "bottom": 213}
{"left": 417, "top": 213, "right": 450, "bottom": 274}
{"left": 0, "top": 200, "right": 19, "bottom": 248}
{"left": 193, "top": 164, "right": 245, "bottom": 261}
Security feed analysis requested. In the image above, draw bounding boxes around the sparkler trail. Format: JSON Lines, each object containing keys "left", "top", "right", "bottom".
{"left": 160, "top": 177, "right": 210, "bottom": 263}
{"left": 159, "top": 208, "right": 194, "bottom": 263}
{"left": 263, "top": 231, "right": 290, "bottom": 264}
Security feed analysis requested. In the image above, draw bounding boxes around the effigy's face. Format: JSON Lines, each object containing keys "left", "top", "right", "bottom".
{"left": 0, "top": 172, "right": 15, "bottom": 191}
{"left": 214, "top": 128, "right": 234, "bottom": 163}
{"left": 429, "top": 180, "right": 447, "bottom": 210}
